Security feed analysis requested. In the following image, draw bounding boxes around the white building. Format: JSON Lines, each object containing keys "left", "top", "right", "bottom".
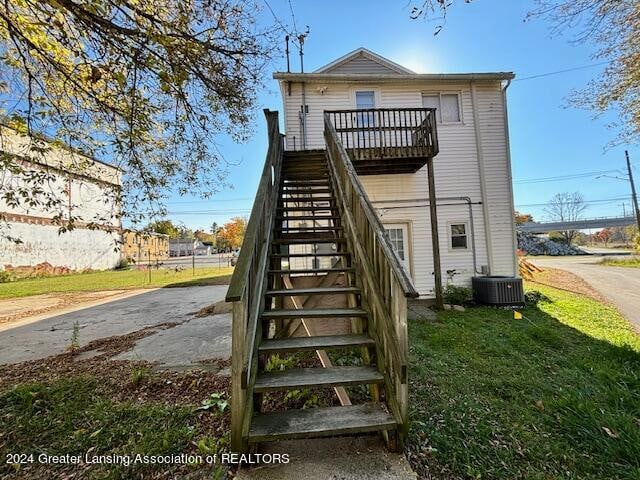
{"left": 0, "top": 125, "right": 122, "bottom": 272}
{"left": 274, "top": 48, "right": 518, "bottom": 296}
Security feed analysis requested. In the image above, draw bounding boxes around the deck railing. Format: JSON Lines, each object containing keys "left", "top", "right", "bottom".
{"left": 325, "top": 108, "right": 438, "bottom": 161}
{"left": 324, "top": 112, "right": 419, "bottom": 445}
{"left": 226, "top": 109, "right": 283, "bottom": 452}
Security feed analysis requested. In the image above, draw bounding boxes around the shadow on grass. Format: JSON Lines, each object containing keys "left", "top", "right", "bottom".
{"left": 407, "top": 292, "right": 640, "bottom": 479}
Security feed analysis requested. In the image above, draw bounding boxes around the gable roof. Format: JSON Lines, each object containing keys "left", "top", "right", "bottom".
{"left": 314, "top": 48, "right": 414, "bottom": 75}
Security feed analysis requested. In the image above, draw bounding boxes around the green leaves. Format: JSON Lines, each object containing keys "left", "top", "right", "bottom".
{"left": 0, "top": 0, "right": 275, "bottom": 227}
{"left": 196, "top": 392, "right": 229, "bottom": 414}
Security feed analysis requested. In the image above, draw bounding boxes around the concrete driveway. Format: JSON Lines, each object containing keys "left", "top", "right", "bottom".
{"left": 0, "top": 285, "right": 231, "bottom": 366}
{"left": 530, "top": 255, "right": 640, "bottom": 332}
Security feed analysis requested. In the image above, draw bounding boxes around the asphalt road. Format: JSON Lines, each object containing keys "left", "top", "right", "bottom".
{"left": 0, "top": 285, "right": 230, "bottom": 366}
{"left": 530, "top": 255, "right": 640, "bottom": 332}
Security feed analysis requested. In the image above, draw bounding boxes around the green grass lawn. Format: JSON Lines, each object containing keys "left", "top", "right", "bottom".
{"left": 597, "top": 256, "right": 640, "bottom": 268}
{"left": 0, "top": 267, "right": 234, "bottom": 299}
{"left": 0, "top": 376, "right": 228, "bottom": 479}
{"left": 408, "top": 284, "right": 640, "bottom": 479}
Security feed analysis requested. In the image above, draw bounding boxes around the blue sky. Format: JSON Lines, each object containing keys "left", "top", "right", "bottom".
{"left": 167, "top": 0, "right": 639, "bottom": 231}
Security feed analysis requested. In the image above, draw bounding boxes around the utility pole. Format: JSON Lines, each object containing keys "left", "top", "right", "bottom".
{"left": 626, "top": 150, "right": 640, "bottom": 232}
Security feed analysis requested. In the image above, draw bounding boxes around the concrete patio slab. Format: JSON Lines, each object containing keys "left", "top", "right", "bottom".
{"left": 115, "top": 312, "right": 231, "bottom": 368}
{"left": 235, "top": 435, "right": 416, "bottom": 480}
{"left": 0, "top": 285, "right": 228, "bottom": 365}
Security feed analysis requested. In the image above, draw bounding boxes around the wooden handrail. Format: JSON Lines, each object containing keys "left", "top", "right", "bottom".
{"left": 324, "top": 114, "right": 419, "bottom": 299}
{"left": 226, "top": 109, "right": 283, "bottom": 452}
{"left": 324, "top": 112, "right": 418, "bottom": 444}
{"left": 325, "top": 108, "right": 438, "bottom": 160}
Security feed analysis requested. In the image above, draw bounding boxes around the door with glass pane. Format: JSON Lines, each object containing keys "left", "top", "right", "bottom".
{"left": 384, "top": 223, "right": 410, "bottom": 275}
{"left": 355, "top": 90, "right": 376, "bottom": 148}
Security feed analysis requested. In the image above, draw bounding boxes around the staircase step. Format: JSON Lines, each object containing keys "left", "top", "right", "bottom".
{"left": 282, "top": 172, "right": 327, "bottom": 182}
{"left": 269, "top": 267, "right": 354, "bottom": 275}
{"left": 281, "top": 197, "right": 336, "bottom": 202}
{"left": 282, "top": 188, "right": 332, "bottom": 194}
{"left": 273, "top": 237, "right": 346, "bottom": 245}
{"left": 282, "top": 165, "right": 327, "bottom": 170}
{"left": 262, "top": 308, "right": 367, "bottom": 320}
{"left": 254, "top": 366, "right": 382, "bottom": 392}
{"left": 277, "top": 226, "right": 342, "bottom": 232}
{"left": 271, "top": 252, "right": 349, "bottom": 258}
{"left": 278, "top": 206, "right": 335, "bottom": 212}
{"left": 282, "top": 181, "right": 330, "bottom": 187}
{"left": 275, "top": 233, "right": 340, "bottom": 241}
{"left": 276, "top": 215, "right": 340, "bottom": 221}
{"left": 265, "top": 286, "right": 359, "bottom": 297}
{"left": 259, "top": 335, "right": 375, "bottom": 353}
{"left": 259, "top": 334, "right": 374, "bottom": 354}
{"left": 248, "top": 404, "right": 395, "bottom": 443}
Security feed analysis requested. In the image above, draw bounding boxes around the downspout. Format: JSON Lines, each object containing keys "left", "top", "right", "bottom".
{"left": 502, "top": 79, "right": 519, "bottom": 276}
{"left": 299, "top": 81, "right": 308, "bottom": 150}
{"left": 470, "top": 80, "right": 494, "bottom": 274}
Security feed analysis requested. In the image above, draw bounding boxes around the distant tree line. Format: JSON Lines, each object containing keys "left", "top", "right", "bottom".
{"left": 145, "top": 217, "right": 247, "bottom": 251}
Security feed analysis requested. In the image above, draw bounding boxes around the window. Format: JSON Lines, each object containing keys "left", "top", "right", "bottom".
{"left": 355, "top": 91, "right": 376, "bottom": 110}
{"left": 450, "top": 223, "right": 468, "bottom": 249}
{"left": 422, "top": 93, "right": 461, "bottom": 123}
{"left": 355, "top": 90, "right": 376, "bottom": 131}
{"left": 385, "top": 227, "right": 405, "bottom": 260}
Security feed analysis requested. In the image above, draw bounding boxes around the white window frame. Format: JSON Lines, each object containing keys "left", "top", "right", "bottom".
{"left": 448, "top": 221, "right": 470, "bottom": 251}
{"left": 350, "top": 87, "right": 381, "bottom": 110}
{"left": 383, "top": 221, "right": 414, "bottom": 278}
{"left": 421, "top": 91, "right": 464, "bottom": 125}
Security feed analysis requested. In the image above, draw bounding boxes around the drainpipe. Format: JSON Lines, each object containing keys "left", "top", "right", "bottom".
{"left": 299, "top": 81, "right": 308, "bottom": 150}
{"left": 502, "top": 79, "right": 519, "bottom": 276}
{"left": 470, "top": 80, "right": 494, "bottom": 274}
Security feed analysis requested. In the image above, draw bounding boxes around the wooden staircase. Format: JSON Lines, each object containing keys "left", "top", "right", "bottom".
{"left": 226, "top": 110, "right": 424, "bottom": 453}
{"left": 245, "top": 150, "right": 396, "bottom": 444}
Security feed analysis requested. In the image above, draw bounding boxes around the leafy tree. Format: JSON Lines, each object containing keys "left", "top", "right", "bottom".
{"left": 146, "top": 219, "right": 179, "bottom": 239}
{"left": 592, "top": 227, "right": 613, "bottom": 246}
{"left": 409, "top": 0, "right": 639, "bottom": 144}
{"left": 0, "top": 0, "right": 275, "bottom": 232}
{"left": 194, "top": 229, "right": 215, "bottom": 243}
{"left": 515, "top": 211, "right": 534, "bottom": 225}
{"left": 544, "top": 192, "right": 587, "bottom": 244}
{"left": 217, "top": 216, "right": 247, "bottom": 250}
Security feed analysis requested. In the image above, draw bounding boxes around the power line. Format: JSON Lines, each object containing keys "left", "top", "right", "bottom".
{"left": 515, "top": 196, "right": 631, "bottom": 208}
{"left": 288, "top": 0, "right": 298, "bottom": 35}
{"left": 513, "top": 61, "right": 610, "bottom": 82}
{"left": 514, "top": 169, "right": 621, "bottom": 184}
{"left": 168, "top": 209, "right": 251, "bottom": 215}
{"left": 166, "top": 197, "right": 253, "bottom": 205}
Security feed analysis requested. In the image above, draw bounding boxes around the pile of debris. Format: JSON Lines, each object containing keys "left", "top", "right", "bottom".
{"left": 517, "top": 232, "right": 586, "bottom": 256}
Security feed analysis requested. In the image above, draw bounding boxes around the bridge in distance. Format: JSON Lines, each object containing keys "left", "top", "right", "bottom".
{"left": 518, "top": 216, "right": 636, "bottom": 234}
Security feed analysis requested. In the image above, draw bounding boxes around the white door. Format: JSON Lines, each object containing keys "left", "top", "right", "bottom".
{"left": 384, "top": 223, "right": 410, "bottom": 275}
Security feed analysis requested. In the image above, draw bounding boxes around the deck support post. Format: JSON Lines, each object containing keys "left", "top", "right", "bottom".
{"left": 426, "top": 158, "right": 444, "bottom": 310}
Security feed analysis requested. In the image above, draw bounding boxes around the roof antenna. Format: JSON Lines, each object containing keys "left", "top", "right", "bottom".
{"left": 285, "top": 35, "right": 290, "bottom": 73}
{"left": 297, "top": 27, "right": 310, "bottom": 73}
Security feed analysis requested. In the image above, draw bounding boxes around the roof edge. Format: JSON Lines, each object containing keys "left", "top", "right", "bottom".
{"left": 274, "top": 72, "right": 516, "bottom": 82}
{"left": 313, "top": 47, "right": 415, "bottom": 74}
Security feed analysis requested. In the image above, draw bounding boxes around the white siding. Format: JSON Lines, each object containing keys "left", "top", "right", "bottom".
{"left": 475, "top": 83, "right": 517, "bottom": 276}
{"left": 279, "top": 78, "right": 517, "bottom": 297}
{"left": 326, "top": 56, "right": 402, "bottom": 75}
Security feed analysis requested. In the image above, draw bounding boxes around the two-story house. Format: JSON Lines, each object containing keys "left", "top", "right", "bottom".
{"left": 274, "top": 47, "right": 518, "bottom": 297}
{"left": 226, "top": 48, "right": 519, "bottom": 451}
